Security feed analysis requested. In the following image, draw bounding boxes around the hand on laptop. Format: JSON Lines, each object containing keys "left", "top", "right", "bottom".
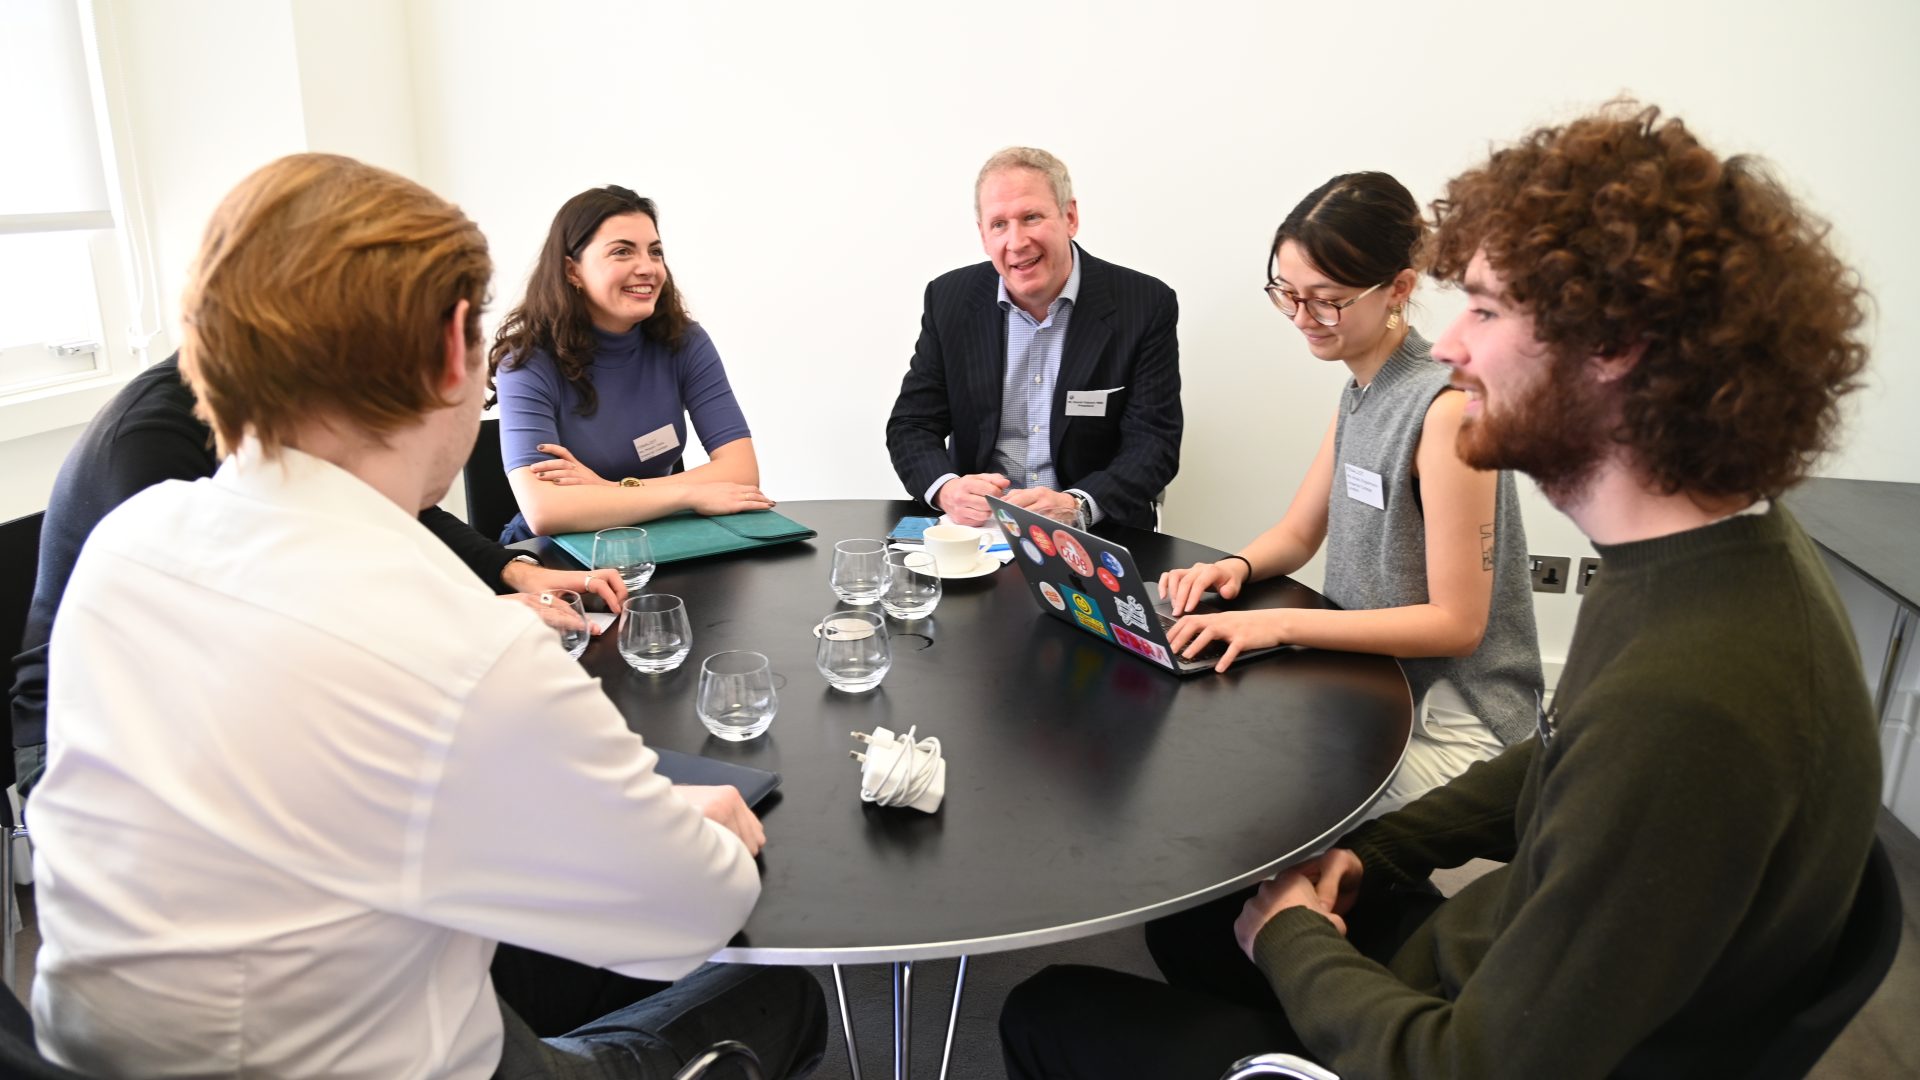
{"left": 1166, "top": 609, "right": 1286, "bottom": 673}
{"left": 935, "top": 473, "right": 1011, "bottom": 526}
{"left": 1001, "top": 485, "right": 1078, "bottom": 524}
{"left": 675, "top": 784, "right": 767, "bottom": 856}
{"left": 1158, "top": 558, "right": 1254, "bottom": 614}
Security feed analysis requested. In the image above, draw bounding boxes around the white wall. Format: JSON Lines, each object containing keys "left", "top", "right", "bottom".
{"left": 5, "top": 0, "right": 1917, "bottom": 673}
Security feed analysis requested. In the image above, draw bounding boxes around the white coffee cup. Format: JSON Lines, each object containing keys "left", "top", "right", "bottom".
{"left": 922, "top": 524, "right": 983, "bottom": 575}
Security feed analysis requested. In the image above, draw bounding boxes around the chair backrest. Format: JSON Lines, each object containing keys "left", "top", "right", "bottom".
{"left": 0, "top": 988, "right": 93, "bottom": 1079}
{"left": 1745, "top": 834, "right": 1904, "bottom": 1079}
{"left": 671, "top": 1039, "right": 763, "bottom": 1080}
{"left": 1221, "top": 1052, "right": 1339, "bottom": 1080}
{"left": 462, "top": 418, "right": 517, "bottom": 544}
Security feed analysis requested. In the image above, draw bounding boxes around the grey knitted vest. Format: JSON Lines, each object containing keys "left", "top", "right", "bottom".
{"left": 1323, "top": 329, "right": 1543, "bottom": 745}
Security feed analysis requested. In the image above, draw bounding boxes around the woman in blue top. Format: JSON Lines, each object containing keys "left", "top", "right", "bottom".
{"left": 490, "top": 185, "right": 773, "bottom": 542}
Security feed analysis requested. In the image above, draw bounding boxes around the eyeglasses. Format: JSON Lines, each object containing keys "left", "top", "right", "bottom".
{"left": 1265, "top": 280, "right": 1385, "bottom": 327}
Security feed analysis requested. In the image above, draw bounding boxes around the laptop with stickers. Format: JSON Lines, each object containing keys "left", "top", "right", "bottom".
{"left": 986, "top": 496, "right": 1293, "bottom": 676}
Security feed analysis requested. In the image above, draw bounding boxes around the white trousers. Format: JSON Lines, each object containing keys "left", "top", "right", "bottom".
{"left": 1362, "top": 679, "right": 1505, "bottom": 822}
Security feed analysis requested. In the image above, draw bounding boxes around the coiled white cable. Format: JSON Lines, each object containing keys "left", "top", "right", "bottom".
{"left": 849, "top": 725, "right": 946, "bottom": 812}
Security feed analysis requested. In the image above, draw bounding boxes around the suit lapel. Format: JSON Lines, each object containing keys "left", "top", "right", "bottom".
{"left": 967, "top": 266, "right": 1006, "bottom": 450}
{"left": 1053, "top": 245, "right": 1112, "bottom": 459}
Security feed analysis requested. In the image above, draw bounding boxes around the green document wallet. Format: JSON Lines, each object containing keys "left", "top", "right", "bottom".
{"left": 550, "top": 508, "right": 816, "bottom": 568}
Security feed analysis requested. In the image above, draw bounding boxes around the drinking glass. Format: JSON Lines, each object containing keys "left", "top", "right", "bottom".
{"left": 830, "top": 538, "right": 889, "bottom": 606}
{"left": 815, "top": 609, "right": 891, "bottom": 693}
{"left": 593, "top": 527, "right": 656, "bottom": 592}
{"left": 619, "top": 593, "right": 691, "bottom": 674}
{"left": 545, "top": 588, "right": 590, "bottom": 659}
{"left": 696, "top": 651, "right": 778, "bottom": 741}
{"left": 881, "top": 549, "right": 942, "bottom": 620}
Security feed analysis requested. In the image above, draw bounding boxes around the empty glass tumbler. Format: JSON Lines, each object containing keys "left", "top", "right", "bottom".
{"left": 815, "top": 609, "right": 891, "bottom": 693}
{"left": 594, "top": 527, "right": 656, "bottom": 592}
{"left": 881, "top": 549, "right": 941, "bottom": 620}
{"left": 830, "top": 538, "right": 890, "bottom": 606}
{"left": 619, "top": 593, "right": 691, "bottom": 674}
{"left": 696, "top": 651, "right": 778, "bottom": 741}
{"left": 545, "top": 588, "right": 590, "bottom": 659}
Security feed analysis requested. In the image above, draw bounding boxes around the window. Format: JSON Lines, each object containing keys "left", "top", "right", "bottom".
{"left": 1, "top": 0, "right": 158, "bottom": 433}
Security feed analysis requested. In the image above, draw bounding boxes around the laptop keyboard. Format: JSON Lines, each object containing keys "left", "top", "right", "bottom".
{"left": 1155, "top": 608, "right": 1227, "bottom": 665}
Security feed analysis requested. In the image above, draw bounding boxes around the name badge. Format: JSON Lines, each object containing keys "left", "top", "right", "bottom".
{"left": 1065, "top": 386, "right": 1121, "bottom": 417}
{"left": 633, "top": 423, "right": 681, "bottom": 463}
{"left": 1344, "top": 463, "right": 1385, "bottom": 510}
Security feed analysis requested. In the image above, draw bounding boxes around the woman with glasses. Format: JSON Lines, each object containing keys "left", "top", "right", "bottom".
{"left": 1158, "top": 171, "right": 1542, "bottom": 813}
{"left": 491, "top": 186, "right": 773, "bottom": 542}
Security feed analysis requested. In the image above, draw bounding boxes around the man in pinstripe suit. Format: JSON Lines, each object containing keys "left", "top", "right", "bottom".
{"left": 886, "top": 147, "right": 1182, "bottom": 530}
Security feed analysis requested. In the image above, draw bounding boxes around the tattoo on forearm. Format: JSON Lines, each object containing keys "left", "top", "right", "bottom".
{"left": 1480, "top": 523, "right": 1495, "bottom": 571}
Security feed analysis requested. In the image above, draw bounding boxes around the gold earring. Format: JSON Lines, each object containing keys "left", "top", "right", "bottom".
{"left": 1386, "top": 305, "right": 1403, "bottom": 331}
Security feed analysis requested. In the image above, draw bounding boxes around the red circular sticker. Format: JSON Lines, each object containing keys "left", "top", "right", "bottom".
{"left": 1054, "top": 531, "right": 1094, "bottom": 577}
{"left": 1028, "top": 525, "right": 1057, "bottom": 557}
{"left": 1097, "top": 567, "right": 1121, "bottom": 592}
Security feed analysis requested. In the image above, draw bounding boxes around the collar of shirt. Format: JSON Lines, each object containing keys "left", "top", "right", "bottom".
{"left": 996, "top": 244, "right": 1082, "bottom": 325}
{"left": 217, "top": 439, "right": 452, "bottom": 549}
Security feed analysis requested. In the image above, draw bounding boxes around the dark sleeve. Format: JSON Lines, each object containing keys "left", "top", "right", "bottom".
{"left": 1253, "top": 693, "right": 1807, "bottom": 1079}
{"left": 1340, "top": 739, "right": 1533, "bottom": 891}
{"left": 1065, "top": 286, "right": 1182, "bottom": 525}
{"left": 885, "top": 279, "right": 960, "bottom": 505}
{"left": 678, "top": 327, "right": 751, "bottom": 453}
{"left": 13, "top": 407, "right": 216, "bottom": 752}
{"left": 419, "top": 506, "right": 516, "bottom": 593}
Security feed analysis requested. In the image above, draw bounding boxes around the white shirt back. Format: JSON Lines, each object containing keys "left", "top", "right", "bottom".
{"left": 29, "top": 444, "right": 759, "bottom": 1079}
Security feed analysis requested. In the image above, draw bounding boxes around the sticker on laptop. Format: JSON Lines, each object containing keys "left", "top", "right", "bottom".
{"left": 1064, "top": 587, "right": 1110, "bottom": 639}
{"left": 1021, "top": 538, "right": 1045, "bottom": 565}
{"left": 1028, "top": 526, "right": 1057, "bottom": 557}
{"left": 1100, "top": 551, "right": 1125, "bottom": 577}
{"left": 1054, "top": 531, "right": 1095, "bottom": 577}
{"left": 1038, "top": 581, "right": 1067, "bottom": 610}
{"left": 1112, "top": 593, "right": 1150, "bottom": 631}
{"left": 995, "top": 507, "right": 1020, "bottom": 537}
{"left": 1096, "top": 567, "right": 1121, "bottom": 593}
{"left": 1113, "top": 625, "right": 1171, "bottom": 666}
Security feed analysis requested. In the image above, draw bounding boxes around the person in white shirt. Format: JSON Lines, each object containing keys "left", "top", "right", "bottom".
{"left": 28, "top": 152, "right": 824, "bottom": 1080}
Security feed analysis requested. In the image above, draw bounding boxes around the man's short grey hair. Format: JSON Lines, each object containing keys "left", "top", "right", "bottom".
{"left": 974, "top": 147, "right": 1074, "bottom": 218}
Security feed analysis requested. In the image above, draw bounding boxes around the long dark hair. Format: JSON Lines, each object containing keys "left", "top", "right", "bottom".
{"left": 489, "top": 185, "right": 692, "bottom": 416}
{"left": 1269, "top": 172, "right": 1425, "bottom": 288}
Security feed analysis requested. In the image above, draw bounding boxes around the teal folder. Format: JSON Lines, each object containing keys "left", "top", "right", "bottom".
{"left": 551, "top": 509, "right": 815, "bottom": 568}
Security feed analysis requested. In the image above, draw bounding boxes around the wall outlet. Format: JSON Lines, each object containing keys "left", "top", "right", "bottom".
{"left": 1577, "top": 557, "right": 1601, "bottom": 594}
{"left": 1530, "top": 555, "right": 1571, "bottom": 593}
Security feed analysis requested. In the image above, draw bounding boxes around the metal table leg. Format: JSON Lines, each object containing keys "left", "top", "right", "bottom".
{"left": 938, "top": 955, "right": 969, "bottom": 1080}
{"left": 1875, "top": 606, "right": 1913, "bottom": 719}
{"left": 892, "top": 961, "right": 912, "bottom": 1080}
{"left": 831, "top": 964, "right": 863, "bottom": 1080}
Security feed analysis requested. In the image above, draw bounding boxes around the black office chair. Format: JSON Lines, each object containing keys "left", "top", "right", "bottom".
{"left": 463, "top": 418, "right": 519, "bottom": 544}
{"left": 672, "top": 1039, "right": 763, "bottom": 1080}
{"left": 1220, "top": 836, "right": 1903, "bottom": 1080}
{"left": 1, "top": 511, "right": 45, "bottom": 993}
{"left": 0, "top": 986, "right": 90, "bottom": 1079}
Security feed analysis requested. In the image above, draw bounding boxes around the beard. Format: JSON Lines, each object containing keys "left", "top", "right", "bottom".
{"left": 1455, "top": 355, "right": 1613, "bottom": 507}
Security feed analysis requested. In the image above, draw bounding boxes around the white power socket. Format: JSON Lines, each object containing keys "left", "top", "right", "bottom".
{"left": 849, "top": 725, "right": 946, "bottom": 813}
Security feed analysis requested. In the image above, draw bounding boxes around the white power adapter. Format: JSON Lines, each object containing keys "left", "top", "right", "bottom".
{"left": 849, "top": 725, "right": 946, "bottom": 813}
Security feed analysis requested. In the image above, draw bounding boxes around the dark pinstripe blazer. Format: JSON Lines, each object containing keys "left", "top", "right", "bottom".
{"left": 884, "top": 245, "right": 1182, "bottom": 530}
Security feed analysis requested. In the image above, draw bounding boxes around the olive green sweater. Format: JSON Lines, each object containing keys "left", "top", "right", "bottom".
{"left": 1254, "top": 503, "right": 1880, "bottom": 1078}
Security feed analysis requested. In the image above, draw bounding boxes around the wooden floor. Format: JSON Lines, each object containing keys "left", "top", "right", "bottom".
{"left": 8, "top": 812, "right": 1917, "bottom": 1077}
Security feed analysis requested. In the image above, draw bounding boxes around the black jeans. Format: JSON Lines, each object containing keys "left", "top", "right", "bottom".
{"left": 999, "top": 883, "right": 1444, "bottom": 1080}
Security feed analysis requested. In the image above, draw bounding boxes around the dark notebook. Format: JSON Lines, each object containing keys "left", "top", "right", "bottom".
{"left": 650, "top": 746, "right": 782, "bottom": 807}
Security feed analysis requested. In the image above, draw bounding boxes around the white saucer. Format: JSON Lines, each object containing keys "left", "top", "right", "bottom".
{"left": 935, "top": 555, "right": 1002, "bottom": 580}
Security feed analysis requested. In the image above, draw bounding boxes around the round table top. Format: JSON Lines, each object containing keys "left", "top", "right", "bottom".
{"left": 544, "top": 499, "right": 1412, "bottom": 963}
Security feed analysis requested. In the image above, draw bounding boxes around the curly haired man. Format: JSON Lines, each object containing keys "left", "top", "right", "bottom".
{"left": 1000, "top": 103, "right": 1879, "bottom": 1079}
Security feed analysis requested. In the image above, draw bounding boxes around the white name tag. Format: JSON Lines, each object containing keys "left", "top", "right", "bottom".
{"left": 633, "top": 423, "right": 681, "bottom": 463}
{"left": 1344, "top": 463, "right": 1386, "bottom": 510}
{"left": 1065, "top": 386, "right": 1121, "bottom": 417}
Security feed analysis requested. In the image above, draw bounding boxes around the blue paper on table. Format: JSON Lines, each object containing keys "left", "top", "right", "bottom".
{"left": 651, "top": 747, "right": 781, "bottom": 807}
{"left": 551, "top": 509, "right": 815, "bottom": 568}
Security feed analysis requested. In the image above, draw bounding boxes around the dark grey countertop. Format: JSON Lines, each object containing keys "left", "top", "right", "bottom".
{"left": 1786, "top": 478, "right": 1920, "bottom": 611}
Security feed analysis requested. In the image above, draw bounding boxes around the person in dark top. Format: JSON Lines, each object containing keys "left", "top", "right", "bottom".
{"left": 1000, "top": 103, "right": 1879, "bottom": 1079}
{"left": 9, "top": 353, "right": 626, "bottom": 797}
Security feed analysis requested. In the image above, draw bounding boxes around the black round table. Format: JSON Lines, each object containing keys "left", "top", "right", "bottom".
{"left": 536, "top": 499, "right": 1411, "bottom": 1077}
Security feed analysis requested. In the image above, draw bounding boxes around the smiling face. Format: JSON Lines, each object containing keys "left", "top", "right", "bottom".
{"left": 977, "top": 167, "right": 1078, "bottom": 318}
{"left": 1270, "top": 240, "right": 1406, "bottom": 364}
{"left": 1433, "top": 249, "right": 1613, "bottom": 502}
{"left": 565, "top": 212, "right": 666, "bottom": 333}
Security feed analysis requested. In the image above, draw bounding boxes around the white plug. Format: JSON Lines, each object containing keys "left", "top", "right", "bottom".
{"left": 849, "top": 725, "right": 946, "bottom": 813}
